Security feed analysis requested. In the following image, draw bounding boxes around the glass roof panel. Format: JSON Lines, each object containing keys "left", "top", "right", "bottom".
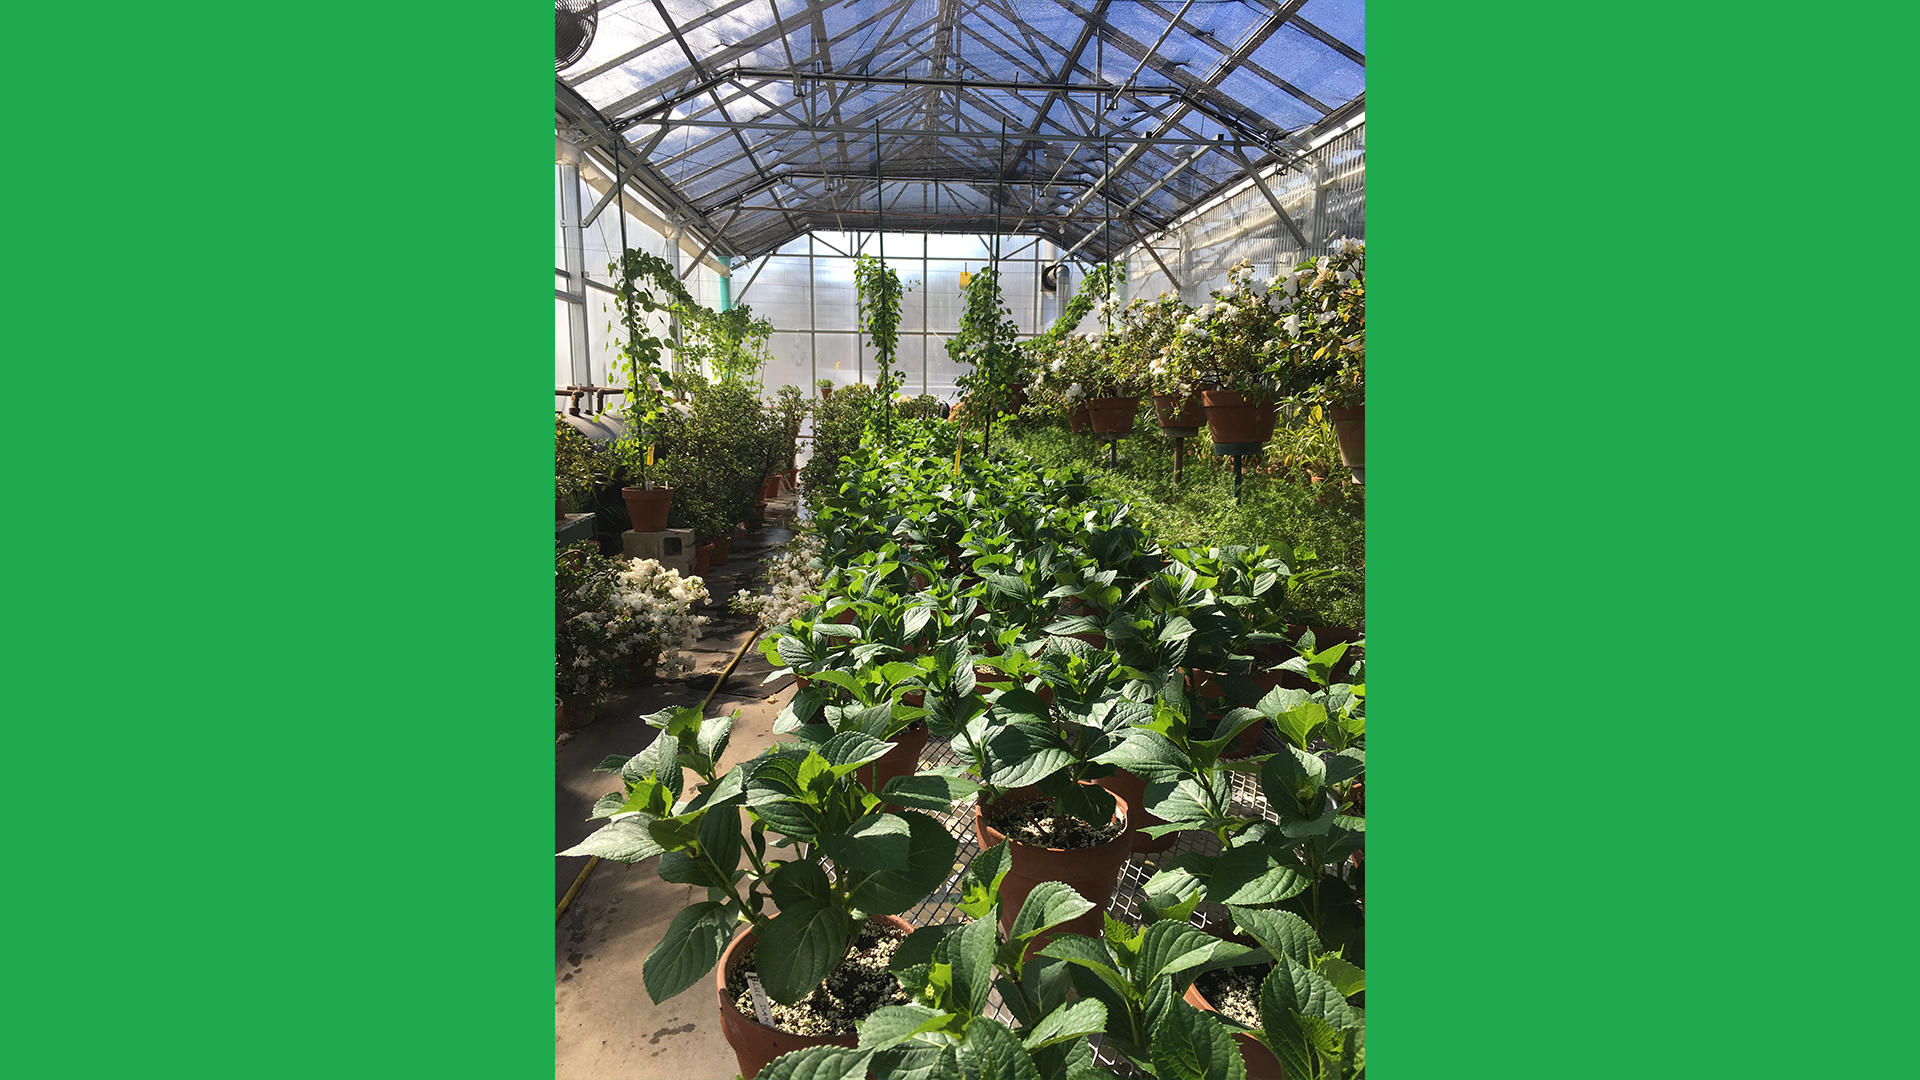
{"left": 1249, "top": 23, "right": 1363, "bottom": 109}
{"left": 1299, "top": 0, "right": 1364, "bottom": 53}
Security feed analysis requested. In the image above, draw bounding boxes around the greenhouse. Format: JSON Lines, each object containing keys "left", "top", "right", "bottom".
{"left": 554, "top": 3, "right": 1364, "bottom": 1078}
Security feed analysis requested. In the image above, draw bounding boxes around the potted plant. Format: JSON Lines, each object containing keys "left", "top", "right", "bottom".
{"left": 1083, "top": 290, "right": 1149, "bottom": 435}
{"left": 1282, "top": 239, "right": 1365, "bottom": 482}
{"left": 815, "top": 377, "right": 834, "bottom": 400}
{"left": 555, "top": 418, "right": 596, "bottom": 520}
{"left": 558, "top": 704, "right": 959, "bottom": 1080}
{"left": 949, "top": 265, "right": 1025, "bottom": 455}
{"left": 1176, "top": 907, "right": 1367, "bottom": 1080}
{"left": 608, "top": 249, "right": 690, "bottom": 532}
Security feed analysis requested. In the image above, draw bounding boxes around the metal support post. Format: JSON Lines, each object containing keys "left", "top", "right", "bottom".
{"left": 557, "top": 163, "right": 592, "bottom": 388}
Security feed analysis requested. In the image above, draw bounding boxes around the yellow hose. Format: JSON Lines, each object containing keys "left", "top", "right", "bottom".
{"left": 555, "top": 626, "right": 762, "bottom": 923}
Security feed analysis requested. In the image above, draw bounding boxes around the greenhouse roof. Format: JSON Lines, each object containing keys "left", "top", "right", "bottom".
{"left": 557, "top": 0, "right": 1364, "bottom": 266}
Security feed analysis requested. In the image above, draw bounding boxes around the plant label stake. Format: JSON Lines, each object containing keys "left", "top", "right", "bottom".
{"left": 743, "top": 970, "right": 775, "bottom": 1027}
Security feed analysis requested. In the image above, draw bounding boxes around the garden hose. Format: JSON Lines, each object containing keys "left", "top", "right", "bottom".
{"left": 554, "top": 626, "right": 762, "bottom": 923}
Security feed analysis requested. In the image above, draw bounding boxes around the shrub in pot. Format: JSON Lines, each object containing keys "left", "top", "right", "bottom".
{"left": 1180, "top": 907, "right": 1367, "bottom": 1080}
{"left": 1165, "top": 260, "right": 1307, "bottom": 448}
{"left": 558, "top": 704, "right": 959, "bottom": 1080}
{"left": 816, "top": 378, "right": 834, "bottom": 399}
{"left": 1277, "top": 239, "right": 1364, "bottom": 482}
{"left": 554, "top": 418, "right": 596, "bottom": 520}
{"left": 607, "top": 248, "right": 689, "bottom": 527}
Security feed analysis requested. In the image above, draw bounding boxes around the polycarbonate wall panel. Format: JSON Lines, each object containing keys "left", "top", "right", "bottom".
{"left": 1122, "top": 123, "right": 1364, "bottom": 306}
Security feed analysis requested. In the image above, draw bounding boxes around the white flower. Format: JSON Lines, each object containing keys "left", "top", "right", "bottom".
{"left": 1282, "top": 274, "right": 1300, "bottom": 298}
{"left": 1282, "top": 313, "right": 1300, "bottom": 336}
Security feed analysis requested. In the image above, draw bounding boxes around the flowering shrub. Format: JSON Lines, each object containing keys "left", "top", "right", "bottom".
{"left": 1279, "top": 237, "right": 1365, "bottom": 406}
{"left": 1168, "top": 259, "right": 1297, "bottom": 398}
{"left": 1108, "top": 292, "right": 1192, "bottom": 398}
{"left": 729, "top": 532, "right": 825, "bottom": 628}
{"left": 556, "top": 543, "right": 710, "bottom": 703}
{"left": 1024, "top": 333, "right": 1103, "bottom": 414}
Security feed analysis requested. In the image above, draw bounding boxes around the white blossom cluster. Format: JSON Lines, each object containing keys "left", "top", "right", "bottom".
{"left": 730, "top": 532, "right": 826, "bottom": 628}
{"left": 607, "top": 558, "right": 711, "bottom": 680}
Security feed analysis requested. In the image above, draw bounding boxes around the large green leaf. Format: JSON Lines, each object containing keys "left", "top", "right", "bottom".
{"left": 1315, "top": 955, "right": 1365, "bottom": 997}
{"left": 1021, "top": 998, "right": 1107, "bottom": 1050}
{"left": 954, "top": 1016, "right": 1040, "bottom": 1080}
{"left": 1094, "top": 728, "right": 1191, "bottom": 783}
{"left": 856, "top": 1004, "right": 950, "bottom": 1050}
{"left": 757, "top": 901, "right": 853, "bottom": 1004}
{"left": 1136, "top": 919, "right": 1222, "bottom": 983}
{"left": 1008, "top": 881, "right": 1096, "bottom": 943}
{"left": 820, "top": 730, "right": 894, "bottom": 774}
{"left": 1228, "top": 907, "right": 1322, "bottom": 967}
{"left": 880, "top": 768, "right": 982, "bottom": 812}
{"left": 947, "top": 914, "right": 1000, "bottom": 1017}
{"left": 753, "top": 1045, "right": 875, "bottom": 1080}
{"left": 768, "top": 858, "right": 833, "bottom": 909}
{"left": 640, "top": 901, "right": 735, "bottom": 1004}
{"left": 556, "top": 816, "right": 662, "bottom": 862}
{"left": 1256, "top": 988, "right": 1319, "bottom": 1080}
{"left": 1150, "top": 1000, "right": 1247, "bottom": 1080}
{"left": 697, "top": 799, "right": 742, "bottom": 876}
{"left": 1210, "top": 844, "right": 1309, "bottom": 906}
{"left": 822, "top": 812, "right": 911, "bottom": 875}
{"left": 982, "top": 721, "right": 1074, "bottom": 789}
{"left": 1263, "top": 954, "right": 1359, "bottom": 1031}
{"left": 846, "top": 810, "right": 961, "bottom": 915}
{"left": 1036, "top": 935, "right": 1129, "bottom": 993}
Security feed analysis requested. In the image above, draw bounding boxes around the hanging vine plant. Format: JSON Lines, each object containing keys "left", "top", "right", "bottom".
{"left": 608, "top": 249, "right": 693, "bottom": 489}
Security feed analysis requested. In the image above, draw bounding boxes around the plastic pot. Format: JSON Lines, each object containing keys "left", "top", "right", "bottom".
{"left": 620, "top": 486, "right": 673, "bottom": 532}
{"left": 716, "top": 915, "right": 914, "bottom": 1080}
{"left": 1086, "top": 395, "right": 1140, "bottom": 434}
{"left": 1096, "top": 768, "right": 1175, "bottom": 853}
{"left": 973, "top": 786, "right": 1131, "bottom": 951}
{"left": 1185, "top": 976, "right": 1286, "bottom": 1080}
{"left": 1200, "top": 391, "right": 1278, "bottom": 447}
{"left": 858, "top": 721, "right": 928, "bottom": 802}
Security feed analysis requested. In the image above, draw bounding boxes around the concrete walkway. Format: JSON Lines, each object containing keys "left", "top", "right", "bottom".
{"left": 555, "top": 498, "right": 803, "bottom": 1080}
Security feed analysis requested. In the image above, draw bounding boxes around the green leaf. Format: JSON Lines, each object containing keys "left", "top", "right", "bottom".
{"left": 821, "top": 730, "right": 895, "bottom": 773}
{"left": 753, "top": 1045, "right": 875, "bottom": 1080}
{"left": 959, "top": 841, "right": 1013, "bottom": 919}
{"left": 822, "top": 812, "right": 911, "bottom": 874}
{"left": 1094, "top": 729, "right": 1191, "bottom": 783}
{"left": 640, "top": 901, "right": 735, "bottom": 1004}
{"left": 1137, "top": 919, "right": 1223, "bottom": 983}
{"left": 880, "top": 769, "right": 983, "bottom": 812}
{"left": 757, "top": 901, "right": 853, "bottom": 1004}
{"left": 954, "top": 1016, "right": 1040, "bottom": 1080}
{"left": 1256, "top": 992, "right": 1319, "bottom": 1080}
{"left": 1022, "top": 998, "right": 1108, "bottom": 1050}
{"left": 1037, "top": 934, "right": 1129, "bottom": 991}
{"left": 1211, "top": 844, "right": 1310, "bottom": 906}
{"left": 1315, "top": 955, "right": 1365, "bottom": 998}
{"left": 1263, "top": 955, "right": 1359, "bottom": 1031}
{"left": 846, "top": 810, "right": 961, "bottom": 915}
{"left": 856, "top": 1004, "right": 949, "bottom": 1050}
{"left": 768, "top": 858, "right": 834, "bottom": 909}
{"left": 1008, "top": 881, "right": 1096, "bottom": 943}
{"left": 1150, "top": 1000, "right": 1247, "bottom": 1080}
{"left": 556, "top": 816, "right": 662, "bottom": 862}
{"left": 1228, "top": 907, "right": 1322, "bottom": 968}
{"left": 947, "top": 914, "right": 1000, "bottom": 1017}
{"left": 981, "top": 721, "right": 1073, "bottom": 789}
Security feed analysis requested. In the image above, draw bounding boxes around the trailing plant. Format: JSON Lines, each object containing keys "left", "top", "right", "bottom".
{"left": 1040, "top": 260, "right": 1121, "bottom": 347}
{"left": 559, "top": 704, "right": 960, "bottom": 1008}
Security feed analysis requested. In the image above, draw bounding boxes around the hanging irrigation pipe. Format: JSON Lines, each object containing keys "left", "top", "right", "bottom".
{"left": 554, "top": 625, "right": 763, "bottom": 923}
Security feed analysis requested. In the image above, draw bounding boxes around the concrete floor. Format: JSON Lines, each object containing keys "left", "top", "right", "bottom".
{"left": 555, "top": 499, "right": 804, "bottom": 1079}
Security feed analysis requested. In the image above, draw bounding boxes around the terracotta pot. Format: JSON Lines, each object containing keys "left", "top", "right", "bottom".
{"left": 1067, "top": 404, "right": 1091, "bottom": 433}
{"left": 819, "top": 385, "right": 833, "bottom": 399}
{"left": 1086, "top": 395, "right": 1140, "bottom": 434}
{"left": 973, "top": 787, "right": 1132, "bottom": 950}
{"left": 1185, "top": 977, "right": 1286, "bottom": 1080}
{"left": 1096, "top": 769, "right": 1174, "bottom": 853}
{"left": 716, "top": 915, "right": 915, "bottom": 1080}
{"left": 693, "top": 543, "right": 715, "bottom": 576}
{"left": 713, "top": 537, "right": 733, "bottom": 565}
{"left": 763, "top": 475, "right": 783, "bottom": 500}
{"left": 1200, "top": 390, "right": 1278, "bottom": 447}
{"left": 1153, "top": 392, "right": 1206, "bottom": 434}
{"left": 858, "top": 721, "right": 929, "bottom": 800}
{"left": 1326, "top": 403, "right": 1364, "bottom": 481}
{"left": 620, "top": 486, "right": 673, "bottom": 532}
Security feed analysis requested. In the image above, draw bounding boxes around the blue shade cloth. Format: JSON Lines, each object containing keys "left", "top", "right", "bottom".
{"left": 559, "top": 0, "right": 1364, "bottom": 260}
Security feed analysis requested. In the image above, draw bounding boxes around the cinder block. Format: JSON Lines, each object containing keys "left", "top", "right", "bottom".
{"left": 622, "top": 528, "right": 695, "bottom": 573}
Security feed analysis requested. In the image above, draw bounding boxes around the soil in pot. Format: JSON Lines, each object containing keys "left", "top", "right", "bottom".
{"left": 1096, "top": 769, "right": 1175, "bottom": 853}
{"left": 718, "top": 917, "right": 912, "bottom": 1080}
{"left": 974, "top": 789, "right": 1132, "bottom": 950}
{"left": 1187, "top": 968, "right": 1286, "bottom": 1080}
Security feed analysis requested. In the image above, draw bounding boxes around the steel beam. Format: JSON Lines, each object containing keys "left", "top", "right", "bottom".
{"left": 1229, "top": 145, "right": 1311, "bottom": 249}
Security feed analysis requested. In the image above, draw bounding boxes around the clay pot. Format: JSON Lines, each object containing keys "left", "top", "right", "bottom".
{"left": 620, "top": 486, "right": 673, "bottom": 532}
{"left": 858, "top": 721, "right": 928, "bottom": 800}
{"left": 1153, "top": 392, "right": 1206, "bottom": 435}
{"left": 1200, "top": 391, "right": 1278, "bottom": 447}
{"left": 761, "top": 475, "right": 781, "bottom": 500}
{"left": 1185, "top": 977, "right": 1286, "bottom": 1080}
{"left": 973, "top": 787, "right": 1132, "bottom": 950}
{"left": 1096, "top": 769, "right": 1174, "bottom": 853}
{"left": 693, "top": 543, "right": 715, "bottom": 576}
{"left": 713, "top": 537, "right": 733, "bottom": 566}
{"left": 1086, "top": 395, "right": 1140, "bottom": 434}
{"left": 716, "top": 915, "right": 914, "bottom": 1080}
{"left": 1067, "top": 404, "right": 1091, "bottom": 433}
{"left": 1326, "top": 403, "right": 1364, "bottom": 482}
{"left": 555, "top": 694, "right": 594, "bottom": 732}
{"left": 819, "top": 385, "right": 833, "bottom": 399}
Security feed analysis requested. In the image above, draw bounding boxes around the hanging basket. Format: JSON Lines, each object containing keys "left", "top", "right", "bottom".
{"left": 1086, "top": 395, "right": 1140, "bottom": 434}
{"left": 1153, "top": 391, "right": 1206, "bottom": 435}
{"left": 1200, "top": 390, "right": 1278, "bottom": 447}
